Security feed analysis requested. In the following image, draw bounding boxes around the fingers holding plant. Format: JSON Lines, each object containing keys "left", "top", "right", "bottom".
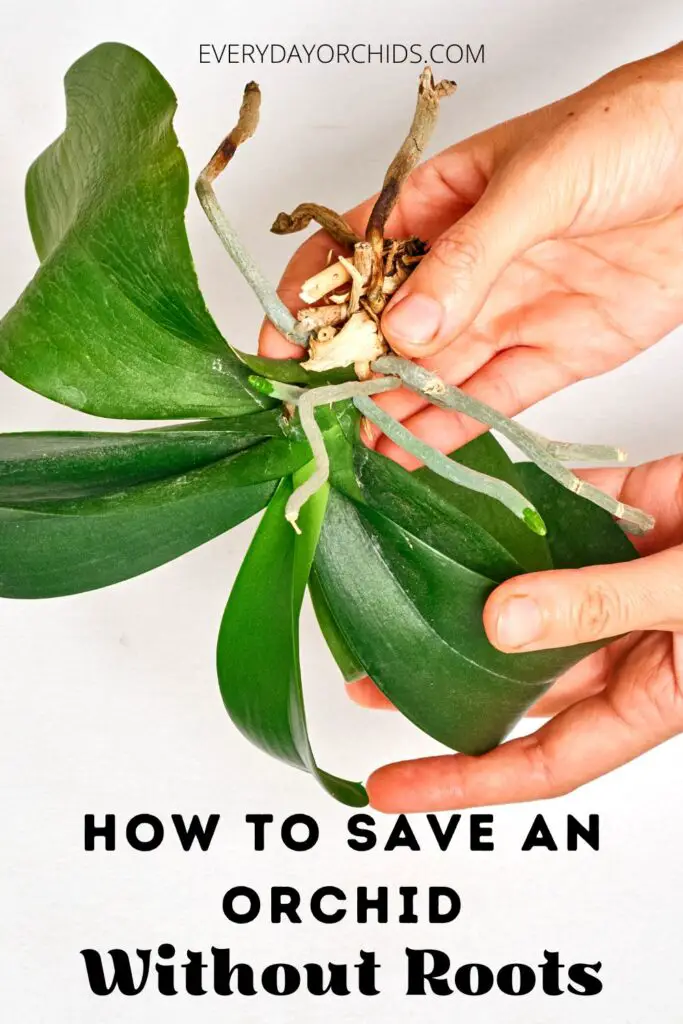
{"left": 261, "top": 44, "right": 683, "bottom": 461}
{"left": 484, "top": 545, "right": 683, "bottom": 653}
{"left": 484, "top": 456, "right": 683, "bottom": 653}
{"left": 381, "top": 44, "right": 683, "bottom": 359}
{"left": 367, "top": 628, "right": 683, "bottom": 813}
{"left": 367, "top": 456, "right": 683, "bottom": 812}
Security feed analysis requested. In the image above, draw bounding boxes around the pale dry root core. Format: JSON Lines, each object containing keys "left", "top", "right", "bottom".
{"left": 297, "top": 237, "right": 426, "bottom": 377}
{"left": 196, "top": 67, "right": 655, "bottom": 537}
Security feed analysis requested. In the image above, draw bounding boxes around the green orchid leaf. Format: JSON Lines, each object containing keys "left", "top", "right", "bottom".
{"left": 234, "top": 350, "right": 357, "bottom": 387}
{"left": 314, "top": 434, "right": 637, "bottom": 755}
{"left": 0, "top": 438, "right": 309, "bottom": 598}
{"left": 0, "top": 409, "right": 287, "bottom": 501}
{"left": 415, "top": 434, "right": 552, "bottom": 572}
{"left": 0, "top": 42, "right": 268, "bottom": 419}
{"left": 308, "top": 567, "right": 364, "bottom": 683}
{"left": 217, "top": 474, "right": 368, "bottom": 807}
{"left": 515, "top": 462, "right": 637, "bottom": 568}
{"left": 352, "top": 444, "right": 528, "bottom": 583}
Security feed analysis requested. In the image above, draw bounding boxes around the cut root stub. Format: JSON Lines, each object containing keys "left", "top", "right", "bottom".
{"left": 297, "top": 304, "right": 348, "bottom": 330}
{"left": 302, "top": 311, "right": 386, "bottom": 373}
{"left": 298, "top": 236, "right": 426, "bottom": 373}
{"left": 300, "top": 261, "right": 352, "bottom": 304}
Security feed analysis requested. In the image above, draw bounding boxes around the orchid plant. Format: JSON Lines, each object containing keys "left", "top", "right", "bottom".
{"left": 0, "top": 43, "right": 649, "bottom": 804}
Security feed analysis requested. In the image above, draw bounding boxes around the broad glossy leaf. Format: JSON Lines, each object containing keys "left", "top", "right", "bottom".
{"left": 217, "top": 474, "right": 368, "bottom": 806}
{"left": 416, "top": 434, "right": 552, "bottom": 572}
{"left": 315, "top": 436, "right": 637, "bottom": 754}
{"left": 0, "top": 439, "right": 309, "bottom": 598}
{"left": 0, "top": 409, "right": 287, "bottom": 501}
{"left": 352, "top": 444, "right": 527, "bottom": 583}
{"left": 0, "top": 42, "right": 268, "bottom": 419}
{"left": 308, "top": 567, "right": 364, "bottom": 683}
{"left": 516, "top": 462, "right": 637, "bottom": 568}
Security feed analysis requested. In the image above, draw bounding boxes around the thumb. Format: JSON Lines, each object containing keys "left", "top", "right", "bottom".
{"left": 381, "top": 160, "right": 569, "bottom": 358}
{"left": 483, "top": 546, "right": 683, "bottom": 653}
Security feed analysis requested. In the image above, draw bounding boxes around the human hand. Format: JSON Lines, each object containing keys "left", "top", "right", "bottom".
{"left": 365, "top": 454, "right": 683, "bottom": 811}
{"left": 260, "top": 43, "right": 683, "bottom": 468}
{"left": 259, "top": 44, "right": 683, "bottom": 808}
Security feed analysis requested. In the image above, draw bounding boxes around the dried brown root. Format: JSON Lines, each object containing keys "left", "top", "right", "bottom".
{"left": 196, "top": 82, "right": 309, "bottom": 346}
{"left": 341, "top": 242, "right": 373, "bottom": 315}
{"left": 202, "top": 82, "right": 262, "bottom": 183}
{"left": 365, "top": 66, "right": 456, "bottom": 312}
{"left": 382, "top": 262, "right": 409, "bottom": 296}
{"left": 271, "top": 203, "right": 361, "bottom": 249}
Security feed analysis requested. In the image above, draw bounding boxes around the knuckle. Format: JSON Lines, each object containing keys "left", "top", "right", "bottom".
{"left": 648, "top": 673, "right": 683, "bottom": 729}
{"left": 670, "top": 653, "right": 683, "bottom": 726}
{"left": 523, "top": 737, "right": 573, "bottom": 799}
{"left": 672, "top": 460, "right": 683, "bottom": 532}
{"left": 477, "top": 352, "right": 522, "bottom": 412}
{"left": 403, "top": 159, "right": 445, "bottom": 205}
{"left": 633, "top": 634, "right": 683, "bottom": 732}
{"left": 428, "top": 225, "right": 485, "bottom": 281}
{"left": 403, "top": 157, "right": 466, "bottom": 214}
{"left": 666, "top": 553, "right": 683, "bottom": 614}
{"left": 573, "top": 582, "right": 620, "bottom": 641}
{"left": 602, "top": 634, "right": 683, "bottom": 741}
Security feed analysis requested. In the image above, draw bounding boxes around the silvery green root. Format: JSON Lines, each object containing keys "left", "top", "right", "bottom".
{"left": 249, "top": 374, "right": 546, "bottom": 533}
{"left": 372, "top": 355, "right": 653, "bottom": 536}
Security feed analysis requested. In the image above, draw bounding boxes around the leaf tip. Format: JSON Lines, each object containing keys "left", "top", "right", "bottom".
{"left": 248, "top": 374, "right": 275, "bottom": 396}
{"left": 523, "top": 507, "right": 547, "bottom": 536}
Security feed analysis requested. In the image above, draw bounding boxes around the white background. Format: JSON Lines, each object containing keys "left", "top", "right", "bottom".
{"left": 1, "top": 0, "right": 682, "bottom": 1020}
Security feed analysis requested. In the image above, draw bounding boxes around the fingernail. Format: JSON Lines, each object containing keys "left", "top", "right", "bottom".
{"left": 382, "top": 293, "right": 443, "bottom": 348}
{"left": 494, "top": 595, "right": 544, "bottom": 650}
